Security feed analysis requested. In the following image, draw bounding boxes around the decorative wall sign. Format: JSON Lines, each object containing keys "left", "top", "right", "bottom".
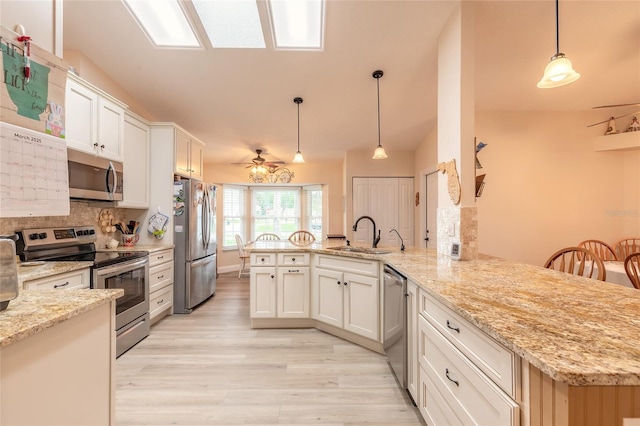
{"left": 437, "top": 158, "right": 461, "bottom": 205}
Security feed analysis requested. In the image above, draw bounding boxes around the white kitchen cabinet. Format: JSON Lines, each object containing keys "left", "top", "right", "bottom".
{"left": 313, "top": 254, "right": 380, "bottom": 341}
{"left": 417, "top": 289, "right": 519, "bottom": 425}
{"left": 65, "top": 74, "right": 126, "bottom": 162}
{"left": 118, "top": 112, "right": 150, "bottom": 208}
{"left": 23, "top": 267, "right": 90, "bottom": 290}
{"left": 250, "top": 252, "right": 309, "bottom": 319}
{"left": 148, "top": 249, "right": 174, "bottom": 324}
{"left": 407, "top": 279, "right": 418, "bottom": 402}
{"left": 174, "top": 127, "right": 204, "bottom": 180}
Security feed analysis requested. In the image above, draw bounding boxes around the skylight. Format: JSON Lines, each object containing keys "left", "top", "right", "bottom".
{"left": 192, "top": 0, "right": 265, "bottom": 48}
{"left": 268, "top": 0, "right": 325, "bottom": 50}
{"left": 122, "top": 0, "right": 200, "bottom": 48}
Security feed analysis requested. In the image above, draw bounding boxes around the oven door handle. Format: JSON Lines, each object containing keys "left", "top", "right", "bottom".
{"left": 95, "top": 258, "right": 148, "bottom": 277}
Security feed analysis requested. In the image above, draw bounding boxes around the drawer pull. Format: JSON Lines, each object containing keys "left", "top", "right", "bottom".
{"left": 446, "top": 320, "right": 460, "bottom": 333}
{"left": 288, "top": 269, "right": 300, "bottom": 273}
{"left": 445, "top": 368, "right": 459, "bottom": 386}
{"left": 291, "top": 258, "right": 295, "bottom": 262}
{"left": 157, "top": 299, "right": 164, "bottom": 304}
{"left": 54, "top": 281, "right": 69, "bottom": 289}
{"left": 157, "top": 275, "right": 164, "bottom": 279}
{"left": 157, "top": 255, "right": 164, "bottom": 260}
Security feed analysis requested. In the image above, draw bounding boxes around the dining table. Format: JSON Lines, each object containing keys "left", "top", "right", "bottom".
{"left": 586, "top": 260, "right": 635, "bottom": 289}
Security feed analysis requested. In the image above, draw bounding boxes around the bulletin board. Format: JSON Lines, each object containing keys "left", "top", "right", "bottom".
{"left": 0, "top": 25, "right": 67, "bottom": 137}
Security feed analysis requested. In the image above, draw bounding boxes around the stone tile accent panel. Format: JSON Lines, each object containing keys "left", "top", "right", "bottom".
{"left": 437, "top": 206, "right": 478, "bottom": 260}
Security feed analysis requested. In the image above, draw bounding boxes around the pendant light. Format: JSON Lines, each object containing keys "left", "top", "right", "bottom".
{"left": 537, "top": 0, "right": 580, "bottom": 89}
{"left": 371, "top": 70, "right": 388, "bottom": 159}
{"left": 292, "top": 97, "right": 305, "bottom": 163}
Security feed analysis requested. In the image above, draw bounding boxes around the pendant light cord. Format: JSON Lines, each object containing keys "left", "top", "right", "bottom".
{"left": 376, "top": 75, "right": 381, "bottom": 148}
{"left": 297, "top": 101, "right": 300, "bottom": 152}
{"left": 555, "top": 0, "right": 560, "bottom": 54}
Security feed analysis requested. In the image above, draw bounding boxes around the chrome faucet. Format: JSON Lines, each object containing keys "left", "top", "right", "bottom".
{"left": 352, "top": 215, "right": 380, "bottom": 248}
{"left": 389, "top": 229, "right": 405, "bottom": 251}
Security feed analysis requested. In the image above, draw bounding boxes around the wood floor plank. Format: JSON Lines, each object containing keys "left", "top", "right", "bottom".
{"left": 115, "top": 272, "right": 423, "bottom": 425}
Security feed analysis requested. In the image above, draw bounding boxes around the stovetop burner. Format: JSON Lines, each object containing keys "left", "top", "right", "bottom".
{"left": 47, "top": 250, "right": 149, "bottom": 268}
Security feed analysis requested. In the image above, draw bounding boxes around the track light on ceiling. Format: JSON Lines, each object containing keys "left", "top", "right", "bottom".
{"left": 292, "top": 97, "right": 305, "bottom": 163}
{"left": 537, "top": 0, "right": 580, "bottom": 89}
{"left": 372, "top": 70, "right": 388, "bottom": 159}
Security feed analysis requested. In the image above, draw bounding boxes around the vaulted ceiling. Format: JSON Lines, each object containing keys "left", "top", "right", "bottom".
{"left": 62, "top": 1, "right": 640, "bottom": 165}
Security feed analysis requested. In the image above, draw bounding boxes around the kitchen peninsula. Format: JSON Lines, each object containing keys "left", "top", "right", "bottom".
{"left": 247, "top": 240, "right": 640, "bottom": 425}
{"left": 0, "top": 288, "right": 122, "bottom": 425}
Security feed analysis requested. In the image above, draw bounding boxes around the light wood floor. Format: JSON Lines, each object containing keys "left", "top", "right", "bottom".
{"left": 115, "top": 272, "right": 423, "bottom": 425}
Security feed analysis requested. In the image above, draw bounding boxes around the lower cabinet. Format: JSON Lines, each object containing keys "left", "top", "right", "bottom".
{"left": 148, "top": 249, "right": 174, "bottom": 324}
{"left": 250, "top": 252, "right": 310, "bottom": 319}
{"left": 417, "top": 289, "right": 520, "bottom": 426}
{"left": 23, "top": 268, "right": 90, "bottom": 290}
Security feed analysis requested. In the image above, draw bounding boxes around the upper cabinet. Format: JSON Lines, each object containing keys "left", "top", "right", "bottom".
{"left": 65, "top": 74, "right": 126, "bottom": 162}
{"left": 174, "top": 128, "right": 204, "bottom": 180}
{"left": 593, "top": 132, "right": 640, "bottom": 152}
{"left": 118, "top": 112, "right": 150, "bottom": 208}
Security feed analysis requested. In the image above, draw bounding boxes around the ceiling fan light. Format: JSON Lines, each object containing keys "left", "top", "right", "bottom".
{"left": 292, "top": 151, "right": 305, "bottom": 163}
{"left": 372, "top": 145, "right": 388, "bottom": 160}
{"left": 537, "top": 53, "right": 580, "bottom": 88}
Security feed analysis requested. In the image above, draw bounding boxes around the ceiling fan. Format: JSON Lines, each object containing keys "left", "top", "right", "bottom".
{"left": 587, "top": 102, "right": 640, "bottom": 128}
{"left": 232, "top": 149, "right": 285, "bottom": 169}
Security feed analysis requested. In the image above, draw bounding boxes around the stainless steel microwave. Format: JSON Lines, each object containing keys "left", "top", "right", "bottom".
{"left": 67, "top": 149, "right": 123, "bottom": 201}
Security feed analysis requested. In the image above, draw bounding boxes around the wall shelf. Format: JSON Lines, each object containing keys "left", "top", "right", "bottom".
{"left": 593, "top": 131, "right": 640, "bottom": 151}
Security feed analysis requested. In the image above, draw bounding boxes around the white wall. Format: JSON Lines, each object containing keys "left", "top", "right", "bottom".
{"left": 475, "top": 111, "right": 640, "bottom": 267}
{"left": 1, "top": 0, "right": 62, "bottom": 57}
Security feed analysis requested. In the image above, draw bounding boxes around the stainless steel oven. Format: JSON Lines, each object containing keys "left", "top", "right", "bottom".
{"left": 93, "top": 255, "right": 150, "bottom": 358}
{"left": 15, "top": 226, "right": 150, "bottom": 358}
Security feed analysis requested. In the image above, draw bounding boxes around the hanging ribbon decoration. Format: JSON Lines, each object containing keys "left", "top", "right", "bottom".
{"left": 16, "top": 35, "right": 32, "bottom": 83}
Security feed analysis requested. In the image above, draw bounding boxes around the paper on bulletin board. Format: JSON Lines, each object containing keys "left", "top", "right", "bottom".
{"left": 0, "top": 121, "right": 70, "bottom": 217}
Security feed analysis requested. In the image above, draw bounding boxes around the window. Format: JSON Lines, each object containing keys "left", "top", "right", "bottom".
{"left": 303, "top": 185, "right": 323, "bottom": 240}
{"left": 251, "top": 188, "right": 300, "bottom": 240}
{"left": 222, "top": 185, "right": 247, "bottom": 249}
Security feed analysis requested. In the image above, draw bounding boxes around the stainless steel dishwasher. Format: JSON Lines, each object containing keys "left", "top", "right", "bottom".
{"left": 383, "top": 265, "right": 408, "bottom": 390}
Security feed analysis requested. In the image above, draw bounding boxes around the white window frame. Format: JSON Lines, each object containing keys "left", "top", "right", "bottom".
{"left": 302, "top": 185, "right": 323, "bottom": 241}
{"left": 222, "top": 185, "right": 248, "bottom": 250}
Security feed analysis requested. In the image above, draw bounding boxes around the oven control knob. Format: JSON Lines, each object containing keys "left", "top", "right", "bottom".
{"left": 29, "top": 233, "right": 39, "bottom": 240}
{"left": 38, "top": 233, "right": 47, "bottom": 239}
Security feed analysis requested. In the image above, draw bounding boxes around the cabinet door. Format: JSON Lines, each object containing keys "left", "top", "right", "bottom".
{"left": 277, "top": 266, "right": 310, "bottom": 318}
{"left": 189, "top": 139, "right": 204, "bottom": 181}
{"left": 174, "top": 129, "right": 191, "bottom": 177}
{"left": 250, "top": 267, "right": 276, "bottom": 318}
{"left": 314, "top": 269, "right": 343, "bottom": 328}
{"left": 119, "top": 114, "right": 149, "bottom": 208}
{"left": 343, "top": 272, "right": 379, "bottom": 340}
{"left": 407, "top": 280, "right": 419, "bottom": 402}
{"left": 65, "top": 79, "right": 98, "bottom": 153}
{"left": 97, "top": 96, "right": 124, "bottom": 161}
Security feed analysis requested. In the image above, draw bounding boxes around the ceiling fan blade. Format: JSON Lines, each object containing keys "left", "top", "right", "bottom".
{"left": 587, "top": 110, "right": 640, "bottom": 127}
{"left": 592, "top": 103, "right": 640, "bottom": 109}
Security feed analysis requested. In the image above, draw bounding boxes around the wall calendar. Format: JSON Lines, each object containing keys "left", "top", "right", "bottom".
{"left": 0, "top": 121, "right": 69, "bottom": 217}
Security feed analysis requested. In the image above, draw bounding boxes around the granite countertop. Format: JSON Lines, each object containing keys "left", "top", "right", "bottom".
{"left": 0, "top": 288, "right": 123, "bottom": 348}
{"left": 246, "top": 240, "right": 640, "bottom": 386}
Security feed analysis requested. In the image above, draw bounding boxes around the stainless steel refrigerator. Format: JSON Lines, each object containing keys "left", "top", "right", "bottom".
{"left": 173, "top": 179, "right": 216, "bottom": 314}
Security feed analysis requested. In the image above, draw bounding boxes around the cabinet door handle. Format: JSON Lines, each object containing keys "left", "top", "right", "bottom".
{"left": 288, "top": 269, "right": 299, "bottom": 273}
{"left": 93, "top": 142, "right": 99, "bottom": 147}
{"left": 445, "top": 368, "right": 459, "bottom": 386}
{"left": 337, "top": 281, "right": 341, "bottom": 285}
{"left": 157, "top": 275, "right": 164, "bottom": 279}
{"left": 158, "top": 299, "right": 164, "bottom": 304}
{"left": 344, "top": 281, "right": 348, "bottom": 286}
{"left": 54, "top": 281, "right": 69, "bottom": 289}
{"left": 446, "top": 320, "right": 460, "bottom": 333}
{"left": 291, "top": 258, "right": 295, "bottom": 262}
{"left": 157, "top": 256, "right": 164, "bottom": 260}
{"left": 100, "top": 144, "right": 105, "bottom": 149}
{"left": 270, "top": 275, "right": 274, "bottom": 279}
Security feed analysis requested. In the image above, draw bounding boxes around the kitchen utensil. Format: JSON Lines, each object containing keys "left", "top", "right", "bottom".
{"left": 0, "top": 237, "right": 19, "bottom": 310}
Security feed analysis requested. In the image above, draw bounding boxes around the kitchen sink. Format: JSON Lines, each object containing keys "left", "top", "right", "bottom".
{"left": 327, "top": 246, "right": 392, "bottom": 255}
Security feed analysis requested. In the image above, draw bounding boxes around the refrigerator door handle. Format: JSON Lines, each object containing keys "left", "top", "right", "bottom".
{"left": 202, "top": 187, "right": 209, "bottom": 250}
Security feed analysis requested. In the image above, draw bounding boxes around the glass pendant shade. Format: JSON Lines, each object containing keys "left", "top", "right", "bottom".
{"left": 292, "top": 151, "right": 305, "bottom": 163}
{"left": 372, "top": 145, "right": 388, "bottom": 159}
{"left": 292, "top": 97, "right": 305, "bottom": 163}
{"left": 537, "top": 53, "right": 580, "bottom": 88}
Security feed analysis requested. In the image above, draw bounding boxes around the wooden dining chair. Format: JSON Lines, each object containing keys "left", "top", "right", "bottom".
{"left": 543, "top": 247, "right": 606, "bottom": 281}
{"left": 288, "top": 230, "right": 316, "bottom": 244}
{"left": 613, "top": 238, "right": 640, "bottom": 262}
{"left": 235, "top": 234, "right": 250, "bottom": 278}
{"left": 577, "top": 239, "right": 618, "bottom": 261}
{"left": 256, "top": 233, "right": 280, "bottom": 241}
{"left": 623, "top": 253, "right": 640, "bottom": 289}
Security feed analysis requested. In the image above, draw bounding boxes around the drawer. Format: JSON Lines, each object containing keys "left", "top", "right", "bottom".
{"left": 149, "top": 262, "right": 173, "bottom": 293}
{"left": 277, "top": 252, "right": 309, "bottom": 266}
{"left": 150, "top": 285, "right": 173, "bottom": 320}
{"left": 24, "top": 268, "right": 90, "bottom": 290}
{"left": 251, "top": 253, "right": 276, "bottom": 266}
{"left": 315, "top": 254, "right": 379, "bottom": 277}
{"left": 419, "top": 315, "right": 519, "bottom": 426}
{"left": 419, "top": 363, "right": 471, "bottom": 425}
{"left": 149, "top": 249, "right": 173, "bottom": 266}
{"left": 420, "top": 290, "right": 518, "bottom": 398}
